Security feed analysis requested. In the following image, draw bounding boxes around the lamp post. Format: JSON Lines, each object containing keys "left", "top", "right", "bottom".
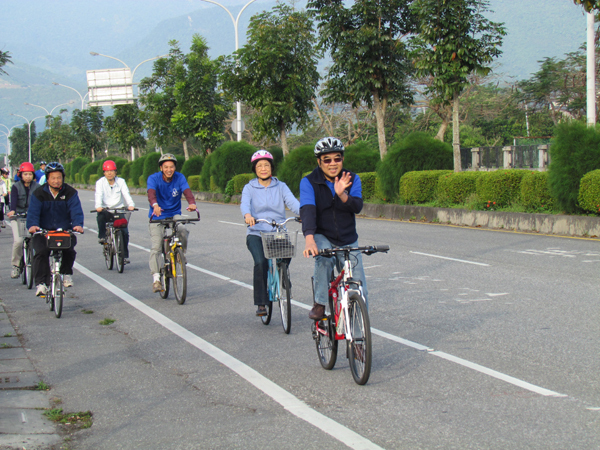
{"left": 52, "top": 82, "right": 89, "bottom": 110}
{"left": 10, "top": 114, "right": 46, "bottom": 163}
{"left": 24, "top": 101, "right": 75, "bottom": 116}
{"left": 199, "top": 0, "right": 257, "bottom": 142}
{"left": 0, "top": 124, "right": 18, "bottom": 172}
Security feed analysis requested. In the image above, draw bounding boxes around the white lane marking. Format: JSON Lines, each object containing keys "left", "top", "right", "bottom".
{"left": 74, "top": 262, "right": 384, "bottom": 450}
{"left": 363, "top": 265, "right": 381, "bottom": 269}
{"left": 486, "top": 293, "right": 509, "bottom": 297}
{"left": 410, "top": 251, "right": 490, "bottom": 266}
{"left": 219, "top": 221, "right": 246, "bottom": 226}
{"left": 126, "top": 242, "right": 564, "bottom": 398}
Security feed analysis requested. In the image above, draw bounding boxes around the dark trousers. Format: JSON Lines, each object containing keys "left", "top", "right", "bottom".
{"left": 32, "top": 234, "right": 77, "bottom": 286}
{"left": 246, "top": 235, "right": 291, "bottom": 306}
{"left": 97, "top": 210, "right": 130, "bottom": 258}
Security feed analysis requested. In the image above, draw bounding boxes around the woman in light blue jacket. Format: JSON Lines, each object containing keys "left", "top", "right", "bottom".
{"left": 241, "top": 150, "right": 300, "bottom": 316}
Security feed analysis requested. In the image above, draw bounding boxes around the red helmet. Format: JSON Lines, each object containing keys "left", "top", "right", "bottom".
{"left": 18, "top": 162, "right": 35, "bottom": 174}
{"left": 102, "top": 160, "right": 117, "bottom": 171}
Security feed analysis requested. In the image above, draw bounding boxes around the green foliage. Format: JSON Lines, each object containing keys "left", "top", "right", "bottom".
{"left": 578, "top": 169, "right": 600, "bottom": 213}
{"left": 574, "top": 0, "right": 600, "bottom": 12}
{"left": 435, "top": 171, "right": 482, "bottom": 206}
{"left": 476, "top": 169, "right": 528, "bottom": 208}
{"left": 344, "top": 142, "right": 379, "bottom": 173}
{"left": 188, "top": 175, "right": 200, "bottom": 191}
{"left": 89, "top": 174, "right": 100, "bottom": 185}
{"left": 229, "top": 173, "right": 256, "bottom": 195}
{"left": 70, "top": 107, "right": 104, "bottom": 160}
{"left": 199, "top": 154, "right": 213, "bottom": 191}
{"left": 0, "top": 49, "right": 13, "bottom": 76}
{"left": 121, "top": 161, "right": 132, "bottom": 181}
{"left": 32, "top": 114, "right": 74, "bottom": 162}
{"left": 277, "top": 144, "right": 317, "bottom": 196}
{"left": 548, "top": 121, "right": 600, "bottom": 213}
{"left": 400, "top": 170, "right": 452, "bottom": 204}
{"left": 201, "top": 141, "right": 256, "bottom": 192}
{"left": 378, "top": 132, "right": 453, "bottom": 200}
{"left": 104, "top": 103, "right": 146, "bottom": 154}
{"left": 521, "top": 171, "right": 556, "bottom": 212}
{"left": 130, "top": 155, "right": 147, "bottom": 187}
{"left": 143, "top": 153, "right": 162, "bottom": 181}
{"left": 181, "top": 155, "right": 204, "bottom": 178}
{"left": 358, "top": 172, "right": 378, "bottom": 200}
{"left": 65, "top": 157, "right": 90, "bottom": 183}
{"left": 82, "top": 161, "right": 102, "bottom": 185}
{"left": 138, "top": 175, "right": 147, "bottom": 189}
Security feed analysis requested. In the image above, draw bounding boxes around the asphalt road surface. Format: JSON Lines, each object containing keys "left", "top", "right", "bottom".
{"left": 1, "top": 188, "right": 599, "bottom": 449}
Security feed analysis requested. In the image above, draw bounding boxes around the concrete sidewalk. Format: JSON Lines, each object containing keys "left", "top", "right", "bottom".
{"left": 0, "top": 304, "right": 61, "bottom": 450}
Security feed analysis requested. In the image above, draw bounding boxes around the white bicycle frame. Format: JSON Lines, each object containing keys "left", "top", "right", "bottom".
{"left": 336, "top": 253, "right": 366, "bottom": 342}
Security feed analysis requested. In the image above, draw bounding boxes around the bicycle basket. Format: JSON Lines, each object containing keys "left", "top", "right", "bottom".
{"left": 46, "top": 231, "right": 71, "bottom": 250}
{"left": 16, "top": 218, "right": 29, "bottom": 238}
{"left": 260, "top": 231, "right": 298, "bottom": 259}
{"left": 112, "top": 212, "right": 130, "bottom": 228}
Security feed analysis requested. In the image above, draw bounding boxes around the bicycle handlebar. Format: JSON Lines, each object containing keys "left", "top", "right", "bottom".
{"left": 149, "top": 209, "right": 200, "bottom": 224}
{"left": 317, "top": 245, "right": 389, "bottom": 257}
{"left": 253, "top": 216, "right": 300, "bottom": 228}
{"left": 90, "top": 208, "right": 139, "bottom": 213}
{"left": 32, "top": 229, "right": 82, "bottom": 236}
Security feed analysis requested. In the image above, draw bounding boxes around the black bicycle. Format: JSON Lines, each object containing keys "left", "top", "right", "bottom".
{"left": 92, "top": 208, "right": 137, "bottom": 273}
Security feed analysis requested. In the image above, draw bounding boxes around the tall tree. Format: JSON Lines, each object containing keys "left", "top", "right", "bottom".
{"left": 308, "top": 0, "right": 416, "bottom": 159}
{"left": 104, "top": 103, "right": 146, "bottom": 158}
{"left": 0, "top": 49, "right": 13, "bottom": 76}
{"left": 8, "top": 123, "right": 36, "bottom": 165}
{"left": 139, "top": 35, "right": 231, "bottom": 159}
{"left": 410, "top": 0, "right": 505, "bottom": 171}
{"left": 574, "top": 0, "right": 600, "bottom": 11}
{"left": 70, "top": 107, "right": 105, "bottom": 161}
{"left": 32, "top": 113, "right": 74, "bottom": 162}
{"left": 220, "top": 3, "right": 320, "bottom": 155}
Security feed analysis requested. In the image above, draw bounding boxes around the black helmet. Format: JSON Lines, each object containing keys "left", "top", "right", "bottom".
{"left": 39, "top": 161, "right": 47, "bottom": 166}
{"left": 314, "top": 137, "right": 344, "bottom": 157}
{"left": 44, "top": 162, "right": 65, "bottom": 176}
{"left": 158, "top": 153, "right": 177, "bottom": 167}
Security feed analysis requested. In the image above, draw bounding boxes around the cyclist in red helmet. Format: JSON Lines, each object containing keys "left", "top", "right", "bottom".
{"left": 95, "top": 160, "right": 135, "bottom": 263}
{"left": 7, "top": 163, "right": 40, "bottom": 278}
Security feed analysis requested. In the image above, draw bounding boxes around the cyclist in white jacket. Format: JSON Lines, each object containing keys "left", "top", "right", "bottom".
{"left": 95, "top": 160, "right": 135, "bottom": 263}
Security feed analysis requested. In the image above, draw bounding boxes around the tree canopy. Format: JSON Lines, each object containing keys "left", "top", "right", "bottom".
{"left": 0, "top": 50, "right": 12, "bottom": 76}
{"left": 573, "top": 0, "right": 600, "bottom": 11}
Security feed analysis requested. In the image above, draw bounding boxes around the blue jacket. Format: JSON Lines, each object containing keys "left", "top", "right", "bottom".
{"left": 27, "top": 183, "right": 84, "bottom": 231}
{"left": 241, "top": 177, "right": 300, "bottom": 237}
{"left": 34, "top": 169, "right": 44, "bottom": 182}
{"left": 299, "top": 167, "right": 363, "bottom": 246}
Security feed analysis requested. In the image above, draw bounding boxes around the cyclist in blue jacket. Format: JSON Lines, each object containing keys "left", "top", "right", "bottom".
{"left": 300, "top": 137, "right": 367, "bottom": 321}
{"left": 27, "top": 162, "right": 84, "bottom": 297}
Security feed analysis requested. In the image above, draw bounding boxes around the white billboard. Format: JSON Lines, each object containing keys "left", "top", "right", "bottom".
{"left": 86, "top": 68, "right": 134, "bottom": 106}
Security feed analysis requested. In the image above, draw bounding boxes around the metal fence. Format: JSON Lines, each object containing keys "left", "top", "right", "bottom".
{"left": 460, "top": 144, "right": 551, "bottom": 171}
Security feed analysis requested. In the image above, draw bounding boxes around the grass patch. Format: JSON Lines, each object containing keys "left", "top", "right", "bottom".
{"left": 99, "top": 318, "right": 115, "bottom": 326}
{"left": 3, "top": 333, "right": 12, "bottom": 337}
{"left": 35, "top": 381, "right": 50, "bottom": 390}
{"left": 81, "top": 309, "right": 94, "bottom": 314}
{"left": 43, "top": 408, "right": 93, "bottom": 429}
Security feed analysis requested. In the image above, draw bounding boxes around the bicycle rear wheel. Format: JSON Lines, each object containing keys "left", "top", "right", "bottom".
{"left": 278, "top": 262, "right": 291, "bottom": 334}
{"left": 172, "top": 247, "right": 187, "bottom": 305}
{"left": 347, "top": 292, "right": 372, "bottom": 385}
{"left": 53, "top": 274, "right": 63, "bottom": 319}
{"left": 114, "top": 230, "right": 125, "bottom": 273}
{"left": 104, "top": 234, "right": 114, "bottom": 270}
{"left": 159, "top": 252, "right": 170, "bottom": 299}
{"left": 20, "top": 255, "right": 26, "bottom": 285}
{"left": 25, "top": 241, "right": 34, "bottom": 289}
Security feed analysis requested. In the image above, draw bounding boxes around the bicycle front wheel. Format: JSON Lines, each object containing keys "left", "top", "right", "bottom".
{"left": 172, "top": 247, "right": 187, "bottom": 305}
{"left": 262, "top": 261, "right": 275, "bottom": 325}
{"left": 114, "top": 231, "right": 125, "bottom": 273}
{"left": 20, "top": 255, "right": 26, "bottom": 285}
{"left": 53, "top": 274, "right": 63, "bottom": 319}
{"left": 347, "top": 293, "right": 372, "bottom": 385}
{"left": 104, "top": 234, "right": 114, "bottom": 270}
{"left": 278, "top": 262, "right": 291, "bottom": 334}
{"left": 25, "top": 242, "right": 34, "bottom": 289}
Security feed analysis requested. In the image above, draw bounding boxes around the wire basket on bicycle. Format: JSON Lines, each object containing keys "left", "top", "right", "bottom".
{"left": 15, "top": 217, "right": 29, "bottom": 238}
{"left": 260, "top": 230, "right": 298, "bottom": 259}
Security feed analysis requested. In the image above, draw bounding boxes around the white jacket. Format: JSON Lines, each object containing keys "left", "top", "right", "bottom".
{"left": 95, "top": 176, "right": 135, "bottom": 209}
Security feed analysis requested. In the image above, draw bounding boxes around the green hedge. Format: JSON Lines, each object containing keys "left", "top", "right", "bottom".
{"left": 227, "top": 173, "right": 255, "bottom": 195}
{"left": 277, "top": 144, "right": 316, "bottom": 196}
{"left": 82, "top": 161, "right": 102, "bottom": 185}
{"left": 89, "top": 174, "right": 100, "bottom": 185}
{"left": 130, "top": 156, "right": 147, "bottom": 187}
{"left": 188, "top": 175, "right": 200, "bottom": 191}
{"left": 436, "top": 171, "right": 482, "bottom": 206}
{"left": 143, "top": 153, "right": 162, "bottom": 181}
{"left": 358, "top": 172, "right": 378, "bottom": 200}
{"left": 138, "top": 175, "right": 147, "bottom": 189}
{"left": 400, "top": 170, "right": 452, "bottom": 204}
{"left": 476, "top": 169, "right": 528, "bottom": 208}
{"left": 200, "top": 142, "right": 256, "bottom": 192}
{"left": 181, "top": 156, "right": 204, "bottom": 178}
{"left": 521, "top": 171, "right": 556, "bottom": 212}
{"left": 578, "top": 169, "right": 600, "bottom": 213}
{"left": 66, "top": 157, "right": 90, "bottom": 183}
{"left": 344, "top": 142, "right": 379, "bottom": 173}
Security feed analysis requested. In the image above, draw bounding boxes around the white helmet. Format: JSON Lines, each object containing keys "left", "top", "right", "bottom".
{"left": 314, "top": 137, "right": 344, "bottom": 157}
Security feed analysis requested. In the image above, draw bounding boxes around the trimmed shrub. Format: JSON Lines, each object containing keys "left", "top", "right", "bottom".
{"left": 82, "top": 161, "right": 102, "bottom": 185}
{"left": 142, "top": 153, "right": 162, "bottom": 181}
{"left": 203, "top": 141, "right": 256, "bottom": 192}
{"left": 277, "top": 144, "right": 316, "bottom": 196}
{"left": 228, "top": 173, "right": 255, "bottom": 195}
{"left": 67, "top": 157, "right": 90, "bottom": 183}
{"left": 89, "top": 174, "right": 100, "bottom": 185}
{"left": 476, "top": 169, "right": 528, "bottom": 208}
{"left": 578, "top": 169, "right": 600, "bottom": 213}
{"left": 138, "top": 175, "right": 147, "bottom": 189}
{"left": 358, "top": 172, "right": 378, "bottom": 200}
{"left": 129, "top": 155, "right": 147, "bottom": 187}
{"left": 188, "top": 175, "right": 200, "bottom": 191}
{"left": 344, "top": 141, "right": 379, "bottom": 173}
{"left": 199, "top": 154, "right": 213, "bottom": 191}
{"left": 400, "top": 170, "right": 452, "bottom": 204}
{"left": 436, "top": 171, "right": 483, "bottom": 206}
{"left": 267, "top": 146, "right": 284, "bottom": 169}
{"left": 121, "top": 161, "right": 132, "bottom": 181}
{"left": 74, "top": 172, "right": 82, "bottom": 184}
{"left": 521, "top": 171, "right": 556, "bottom": 212}
{"left": 548, "top": 121, "right": 600, "bottom": 213}
{"left": 378, "top": 132, "right": 453, "bottom": 201}
{"left": 181, "top": 156, "right": 204, "bottom": 178}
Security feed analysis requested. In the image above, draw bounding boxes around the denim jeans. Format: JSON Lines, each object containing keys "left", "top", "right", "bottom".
{"left": 97, "top": 210, "right": 130, "bottom": 258}
{"left": 312, "top": 234, "right": 368, "bottom": 307}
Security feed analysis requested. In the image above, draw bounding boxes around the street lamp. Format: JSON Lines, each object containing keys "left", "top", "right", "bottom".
{"left": 24, "top": 101, "right": 75, "bottom": 116}
{"left": 0, "top": 124, "right": 18, "bottom": 172}
{"left": 10, "top": 113, "right": 47, "bottom": 163}
{"left": 52, "top": 82, "right": 89, "bottom": 110}
{"left": 199, "top": 0, "right": 257, "bottom": 141}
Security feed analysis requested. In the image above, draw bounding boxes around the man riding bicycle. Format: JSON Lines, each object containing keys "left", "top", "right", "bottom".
{"left": 95, "top": 160, "right": 135, "bottom": 263}
{"left": 300, "top": 137, "right": 368, "bottom": 321}
{"left": 147, "top": 153, "right": 197, "bottom": 293}
{"left": 27, "top": 162, "right": 84, "bottom": 296}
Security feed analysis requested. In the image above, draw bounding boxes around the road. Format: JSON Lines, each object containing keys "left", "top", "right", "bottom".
{"left": 0, "top": 188, "right": 599, "bottom": 449}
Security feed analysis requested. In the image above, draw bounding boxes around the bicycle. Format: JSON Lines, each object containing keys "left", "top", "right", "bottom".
{"left": 150, "top": 211, "right": 200, "bottom": 305}
{"left": 34, "top": 229, "right": 78, "bottom": 319}
{"left": 10, "top": 213, "right": 34, "bottom": 289}
{"left": 255, "top": 217, "right": 299, "bottom": 334}
{"left": 91, "top": 208, "right": 138, "bottom": 273}
{"left": 311, "top": 244, "right": 389, "bottom": 385}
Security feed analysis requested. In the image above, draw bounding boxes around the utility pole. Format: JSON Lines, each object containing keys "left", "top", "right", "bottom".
{"left": 587, "top": 11, "right": 596, "bottom": 126}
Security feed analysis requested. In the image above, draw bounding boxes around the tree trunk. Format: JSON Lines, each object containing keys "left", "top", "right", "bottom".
{"left": 373, "top": 91, "right": 387, "bottom": 159}
{"left": 182, "top": 139, "right": 189, "bottom": 161}
{"left": 452, "top": 91, "right": 462, "bottom": 172}
{"left": 435, "top": 119, "right": 449, "bottom": 141}
{"left": 280, "top": 123, "right": 288, "bottom": 156}
{"left": 91, "top": 147, "right": 95, "bottom": 162}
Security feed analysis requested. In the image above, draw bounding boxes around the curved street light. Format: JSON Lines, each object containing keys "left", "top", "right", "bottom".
{"left": 199, "top": 0, "right": 257, "bottom": 141}
{"left": 24, "top": 101, "right": 75, "bottom": 116}
{"left": 0, "top": 124, "right": 19, "bottom": 171}
{"left": 52, "top": 82, "right": 89, "bottom": 110}
{"left": 10, "top": 113, "right": 47, "bottom": 163}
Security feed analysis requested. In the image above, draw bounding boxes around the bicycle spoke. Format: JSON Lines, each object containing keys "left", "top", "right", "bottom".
{"left": 347, "top": 293, "right": 371, "bottom": 385}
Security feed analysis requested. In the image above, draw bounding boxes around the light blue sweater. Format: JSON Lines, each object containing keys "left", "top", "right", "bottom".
{"left": 240, "top": 177, "right": 300, "bottom": 237}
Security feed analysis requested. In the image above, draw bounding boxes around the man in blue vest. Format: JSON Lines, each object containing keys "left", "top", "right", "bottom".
{"left": 300, "top": 137, "right": 368, "bottom": 320}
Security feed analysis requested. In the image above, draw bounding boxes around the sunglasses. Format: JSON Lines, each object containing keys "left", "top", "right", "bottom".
{"left": 321, "top": 156, "right": 343, "bottom": 164}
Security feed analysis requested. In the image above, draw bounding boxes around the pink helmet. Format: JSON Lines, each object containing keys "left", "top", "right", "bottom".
{"left": 251, "top": 150, "right": 273, "bottom": 164}
{"left": 102, "top": 160, "right": 117, "bottom": 171}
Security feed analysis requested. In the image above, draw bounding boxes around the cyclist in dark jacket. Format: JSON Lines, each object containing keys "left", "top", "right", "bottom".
{"left": 300, "top": 137, "right": 367, "bottom": 321}
{"left": 27, "top": 162, "right": 84, "bottom": 297}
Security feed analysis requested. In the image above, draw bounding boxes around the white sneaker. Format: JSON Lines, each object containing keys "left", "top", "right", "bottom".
{"left": 10, "top": 266, "right": 20, "bottom": 278}
{"left": 36, "top": 284, "right": 48, "bottom": 297}
{"left": 63, "top": 275, "right": 73, "bottom": 287}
